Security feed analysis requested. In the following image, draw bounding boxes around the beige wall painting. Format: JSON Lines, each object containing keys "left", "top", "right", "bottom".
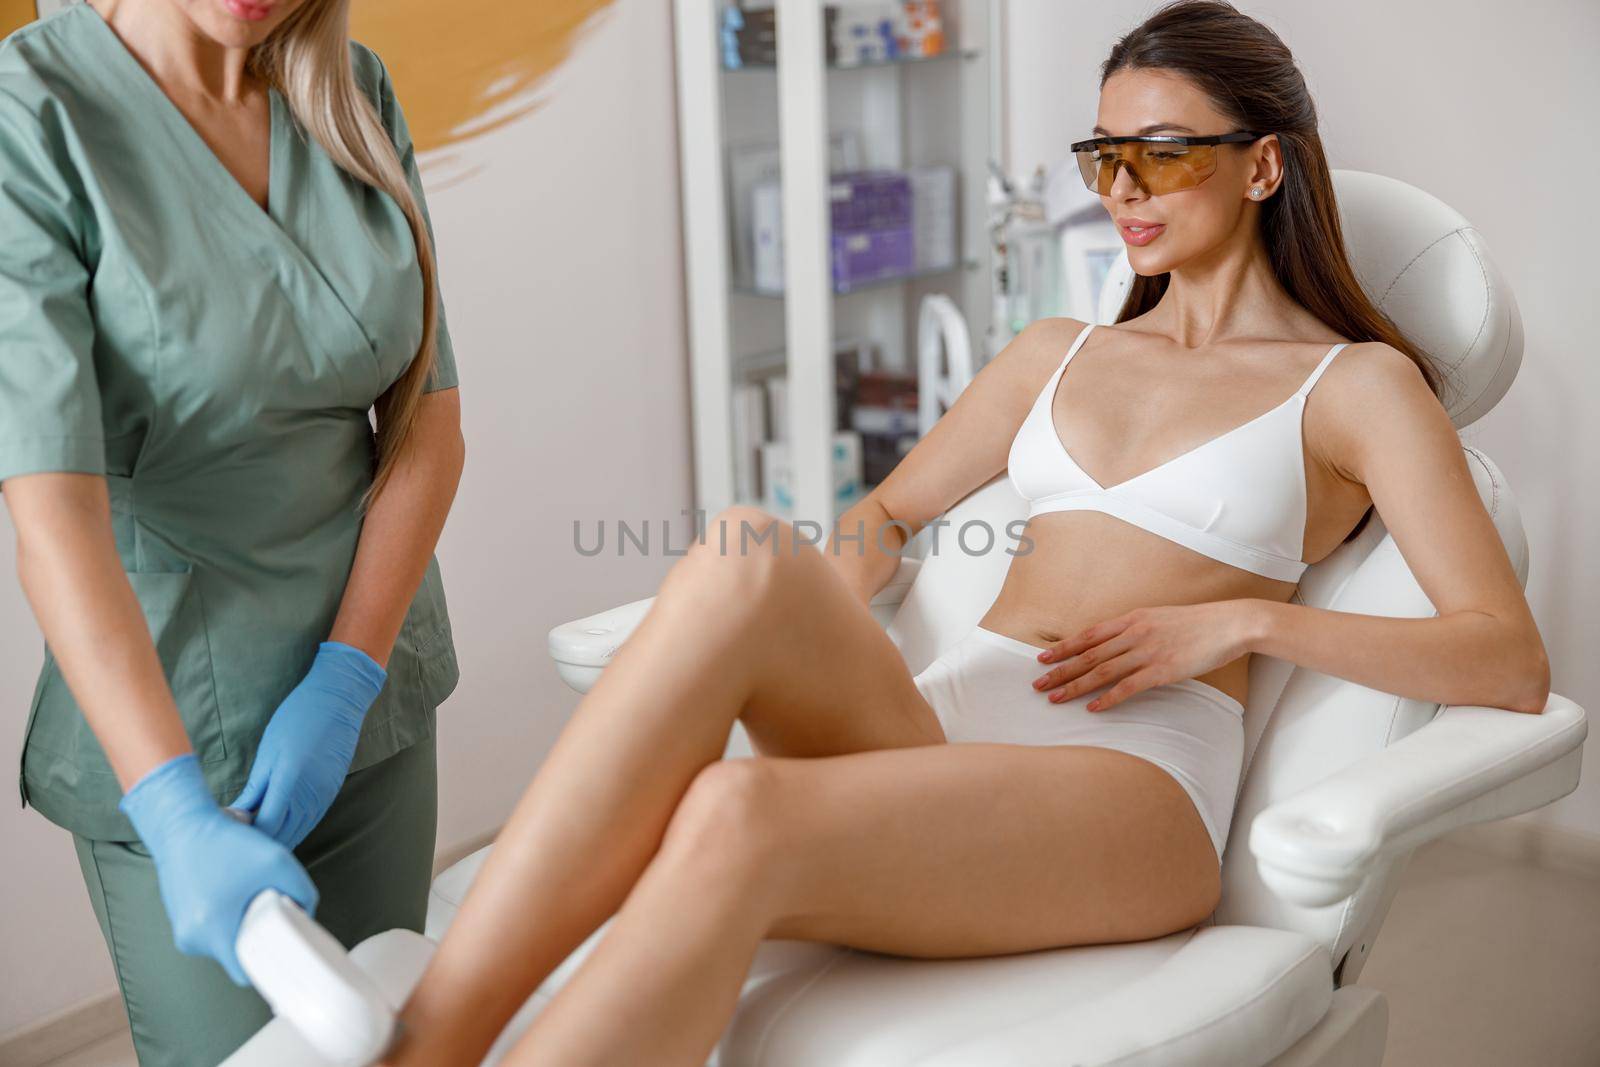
{"left": 2, "top": 0, "right": 617, "bottom": 186}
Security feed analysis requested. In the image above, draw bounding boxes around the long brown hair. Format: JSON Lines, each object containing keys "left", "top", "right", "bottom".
{"left": 250, "top": 0, "right": 441, "bottom": 509}
{"left": 1099, "top": 0, "right": 1442, "bottom": 544}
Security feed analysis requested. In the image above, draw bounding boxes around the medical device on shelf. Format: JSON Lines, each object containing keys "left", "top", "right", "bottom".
{"left": 985, "top": 154, "right": 1131, "bottom": 343}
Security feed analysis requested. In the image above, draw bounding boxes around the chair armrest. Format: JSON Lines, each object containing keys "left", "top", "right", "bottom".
{"left": 546, "top": 595, "right": 657, "bottom": 694}
{"left": 866, "top": 555, "right": 922, "bottom": 620}
{"left": 545, "top": 558, "right": 924, "bottom": 695}
{"left": 1249, "top": 693, "right": 1587, "bottom": 907}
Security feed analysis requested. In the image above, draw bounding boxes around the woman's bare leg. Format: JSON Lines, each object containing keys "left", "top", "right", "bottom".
{"left": 382, "top": 506, "right": 946, "bottom": 1065}
{"left": 496, "top": 742, "right": 1221, "bottom": 1066}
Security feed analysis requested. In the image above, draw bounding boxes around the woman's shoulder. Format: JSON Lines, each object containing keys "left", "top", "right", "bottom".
{"left": 979, "top": 317, "right": 1093, "bottom": 402}
{"left": 0, "top": 14, "right": 64, "bottom": 107}
{"left": 1305, "top": 337, "right": 1445, "bottom": 456}
{"left": 1326, "top": 339, "right": 1429, "bottom": 393}
{"left": 347, "top": 38, "right": 399, "bottom": 111}
{"left": 346, "top": 38, "right": 412, "bottom": 151}
{"left": 347, "top": 38, "right": 383, "bottom": 90}
{"left": 0, "top": 16, "right": 94, "bottom": 190}
{"left": 1008, "top": 316, "right": 1094, "bottom": 359}
{"left": 0, "top": 3, "right": 97, "bottom": 92}
{"left": 0, "top": 5, "right": 108, "bottom": 154}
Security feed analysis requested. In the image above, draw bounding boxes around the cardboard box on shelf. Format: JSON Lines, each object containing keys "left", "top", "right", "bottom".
{"left": 848, "top": 369, "right": 919, "bottom": 485}
{"left": 759, "top": 432, "right": 865, "bottom": 520}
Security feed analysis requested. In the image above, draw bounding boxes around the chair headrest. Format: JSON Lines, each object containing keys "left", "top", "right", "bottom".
{"left": 1093, "top": 169, "right": 1522, "bottom": 428}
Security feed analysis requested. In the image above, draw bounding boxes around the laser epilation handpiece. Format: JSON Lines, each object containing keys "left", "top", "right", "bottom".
{"left": 224, "top": 806, "right": 401, "bottom": 1065}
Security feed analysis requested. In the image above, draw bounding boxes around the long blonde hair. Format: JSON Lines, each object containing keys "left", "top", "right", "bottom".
{"left": 249, "top": 0, "right": 439, "bottom": 508}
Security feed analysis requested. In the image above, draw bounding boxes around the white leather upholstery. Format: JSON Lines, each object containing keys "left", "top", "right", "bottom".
{"left": 222, "top": 171, "right": 1585, "bottom": 1067}
{"left": 1332, "top": 171, "right": 1522, "bottom": 428}
{"left": 420, "top": 886, "right": 1337, "bottom": 1067}
{"left": 719, "top": 926, "right": 1331, "bottom": 1067}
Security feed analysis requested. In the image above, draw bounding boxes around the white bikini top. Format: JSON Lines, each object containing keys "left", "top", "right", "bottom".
{"left": 1007, "top": 322, "right": 1350, "bottom": 583}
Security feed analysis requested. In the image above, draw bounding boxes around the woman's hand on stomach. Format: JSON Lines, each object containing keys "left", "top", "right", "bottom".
{"left": 981, "top": 514, "right": 1284, "bottom": 708}
{"left": 1026, "top": 599, "right": 1258, "bottom": 710}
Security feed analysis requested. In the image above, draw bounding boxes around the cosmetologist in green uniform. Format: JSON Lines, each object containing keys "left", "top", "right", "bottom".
{"left": 0, "top": 3, "right": 461, "bottom": 1062}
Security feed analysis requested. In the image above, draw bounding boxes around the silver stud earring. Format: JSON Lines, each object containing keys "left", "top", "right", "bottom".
{"left": 1250, "top": 187, "right": 1264, "bottom": 198}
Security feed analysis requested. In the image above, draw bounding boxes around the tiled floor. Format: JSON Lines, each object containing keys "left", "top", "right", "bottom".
{"left": 38, "top": 832, "right": 1600, "bottom": 1067}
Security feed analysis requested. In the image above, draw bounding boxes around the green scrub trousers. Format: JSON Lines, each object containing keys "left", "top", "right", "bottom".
{"left": 74, "top": 732, "right": 438, "bottom": 1067}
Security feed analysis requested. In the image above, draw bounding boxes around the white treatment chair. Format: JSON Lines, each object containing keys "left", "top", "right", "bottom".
{"left": 224, "top": 170, "right": 1586, "bottom": 1066}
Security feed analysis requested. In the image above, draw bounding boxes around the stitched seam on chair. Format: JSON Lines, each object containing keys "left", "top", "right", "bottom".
{"left": 752, "top": 948, "right": 853, "bottom": 1067}
{"left": 1464, "top": 447, "right": 1522, "bottom": 574}
{"left": 1101, "top": 944, "right": 1327, "bottom": 1064}
{"left": 1463, "top": 447, "right": 1501, "bottom": 517}
{"left": 1375, "top": 226, "right": 1491, "bottom": 421}
{"left": 1453, "top": 230, "right": 1501, "bottom": 420}
{"left": 1479, "top": 306, "right": 1517, "bottom": 424}
{"left": 1458, "top": 232, "right": 1493, "bottom": 373}
{"left": 1376, "top": 227, "right": 1463, "bottom": 306}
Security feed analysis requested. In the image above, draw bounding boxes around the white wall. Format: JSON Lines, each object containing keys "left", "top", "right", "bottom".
{"left": 0, "top": 0, "right": 691, "bottom": 1037}
{"left": 1002, "top": 0, "right": 1600, "bottom": 838}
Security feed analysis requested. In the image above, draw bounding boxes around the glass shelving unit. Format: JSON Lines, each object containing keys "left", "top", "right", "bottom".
{"left": 730, "top": 258, "right": 982, "bottom": 299}
{"left": 722, "top": 47, "right": 982, "bottom": 73}
{"left": 674, "top": 0, "right": 998, "bottom": 528}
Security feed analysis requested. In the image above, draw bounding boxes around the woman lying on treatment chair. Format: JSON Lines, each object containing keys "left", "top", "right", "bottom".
{"left": 381, "top": 3, "right": 1550, "bottom": 1063}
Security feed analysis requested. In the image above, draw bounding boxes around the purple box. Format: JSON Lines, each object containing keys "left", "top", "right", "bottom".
{"left": 830, "top": 171, "right": 912, "bottom": 230}
{"left": 831, "top": 228, "right": 915, "bottom": 291}
{"left": 829, "top": 171, "right": 915, "bottom": 290}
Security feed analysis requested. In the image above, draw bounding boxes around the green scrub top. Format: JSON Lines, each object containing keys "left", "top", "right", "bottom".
{"left": 1, "top": 4, "right": 461, "bottom": 841}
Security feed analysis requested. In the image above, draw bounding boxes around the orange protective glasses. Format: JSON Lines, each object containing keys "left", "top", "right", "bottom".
{"left": 1070, "top": 132, "right": 1271, "bottom": 196}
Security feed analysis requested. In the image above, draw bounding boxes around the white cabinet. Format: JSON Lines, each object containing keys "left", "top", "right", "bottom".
{"left": 673, "top": 0, "right": 999, "bottom": 529}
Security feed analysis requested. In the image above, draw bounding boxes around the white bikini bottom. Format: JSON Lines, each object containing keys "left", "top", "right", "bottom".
{"left": 910, "top": 625, "right": 1246, "bottom": 864}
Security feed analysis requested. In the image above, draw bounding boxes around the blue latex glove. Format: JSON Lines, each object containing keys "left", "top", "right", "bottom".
{"left": 120, "top": 751, "right": 319, "bottom": 986}
{"left": 229, "top": 641, "right": 387, "bottom": 850}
